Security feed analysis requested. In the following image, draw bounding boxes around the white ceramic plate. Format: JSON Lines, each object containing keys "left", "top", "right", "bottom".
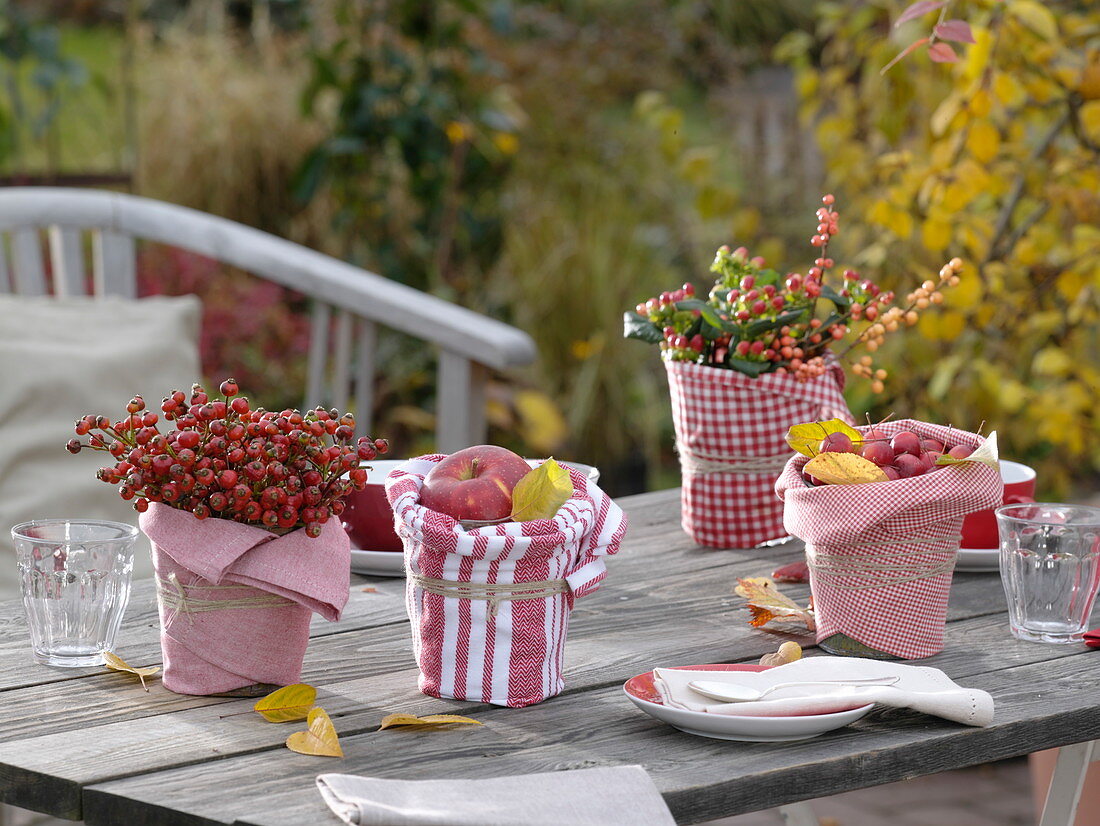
{"left": 955, "top": 547, "right": 999, "bottom": 573}
{"left": 350, "top": 549, "right": 405, "bottom": 577}
{"left": 623, "top": 664, "right": 874, "bottom": 742}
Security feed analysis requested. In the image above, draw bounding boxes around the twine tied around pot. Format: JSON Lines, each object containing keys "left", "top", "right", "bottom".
{"left": 676, "top": 441, "right": 794, "bottom": 476}
{"left": 409, "top": 573, "right": 569, "bottom": 617}
{"left": 156, "top": 572, "right": 297, "bottom": 625}
{"left": 806, "top": 532, "right": 962, "bottom": 590}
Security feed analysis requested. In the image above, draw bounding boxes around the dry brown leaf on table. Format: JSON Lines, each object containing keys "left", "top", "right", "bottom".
{"left": 102, "top": 651, "right": 160, "bottom": 691}
{"left": 253, "top": 683, "right": 317, "bottom": 722}
{"left": 804, "top": 452, "right": 889, "bottom": 485}
{"left": 759, "top": 641, "right": 803, "bottom": 667}
{"left": 286, "top": 707, "right": 343, "bottom": 757}
{"left": 378, "top": 713, "right": 483, "bottom": 731}
{"left": 734, "top": 577, "right": 815, "bottom": 631}
{"left": 361, "top": 587, "right": 378, "bottom": 593}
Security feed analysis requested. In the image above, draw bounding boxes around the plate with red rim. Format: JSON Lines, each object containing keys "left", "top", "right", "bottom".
{"left": 624, "top": 664, "right": 875, "bottom": 742}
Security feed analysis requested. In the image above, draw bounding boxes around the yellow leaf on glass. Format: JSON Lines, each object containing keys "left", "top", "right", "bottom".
{"left": 804, "top": 453, "right": 889, "bottom": 485}
{"left": 785, "top": 419, "right": 862, "bottom": 458}
{"left": 286, "top": 707, "right": 343, "bottom": 758}
{"left": 966, "top": 121, "right": 1001, "bottom": 164}
{"left": 510, "top": 458, "right": 573, "bottom": 522}
{"left": 734, "top": 578, "right": 815, "bottom": 631}
{"left": 102, "top": 650, "right": 160, "bottom": 692}
{"left": 378, "top": 713, "right": 483, "bottom": 731}
{"left": 253, "top": 683, "right": 317, "bottom": 723}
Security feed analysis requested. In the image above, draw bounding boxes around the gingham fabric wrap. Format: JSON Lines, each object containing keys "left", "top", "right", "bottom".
{"left": 775, "top": 420, "right": 1003, "bottom": 659}
{"left": 386, "top": 456, "right": 628, "bottom": 708}
{"left": 666, "top": 359, "right": 851, "bottom": 548}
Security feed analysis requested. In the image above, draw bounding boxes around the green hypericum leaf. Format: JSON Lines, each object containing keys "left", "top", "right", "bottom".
{"left": 934, "top": 430, "right": 1000, "bottom": 469}
{"left": 622, "top": 312, "right": 664, "bottom": 343}
{"left": 819, "top": 284, "right": 851, "bottom": 312}
{"left": 727, "top": 357, "right": 771, "bottom": 377}
{"left": 510, "top": 459, "right": 574, "bottom": 522}
{"left": 786, "top": 419, "right": 863, "bottom": 458}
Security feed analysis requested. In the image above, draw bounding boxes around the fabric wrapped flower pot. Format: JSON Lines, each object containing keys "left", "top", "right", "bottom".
{"left": 140, "top": 503, "right": 350, "bottom": 695}
{"left": 386, "top": 457, "right": 627, "bottom": 708}
{"left": 667, "top": 359, "right": 852, "bottom": 549}
{"left": 775, "top": 420, "right": 1002, "bottom": 659}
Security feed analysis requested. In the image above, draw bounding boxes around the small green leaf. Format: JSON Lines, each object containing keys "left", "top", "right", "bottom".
{"left": 727, "top": 357, "right": 772, "bottom": 377}
{"left": 819, "top": 284, "right": 851, "bottom": 312}
{"left": 510, "top": 459, "right": 574, "bottom": 522}
{"left": 623, "top": 312, "right": 664, "bottom": 343}
{"left": 786, "top": 419, "right": 863, "bottom": 458}
{"left": 935, "top": 431, "right": 1000, "bottom": 470}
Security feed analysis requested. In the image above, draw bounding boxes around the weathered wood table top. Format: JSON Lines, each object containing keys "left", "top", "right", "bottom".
{"left": 2, "top": 488, "right": 1099, "bottom": 826}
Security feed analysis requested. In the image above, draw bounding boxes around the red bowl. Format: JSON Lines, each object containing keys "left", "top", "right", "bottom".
{"left": 341, "top": 460, "right": 407, "bottom": 552}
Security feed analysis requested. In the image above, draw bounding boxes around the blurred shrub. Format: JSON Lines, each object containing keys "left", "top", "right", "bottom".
{"left": 295, "top": 0, "right": 521, "bottom": 298}
{"left": 136, "top": 27, "right": 327, "bottom": 243}
{"left": 780, "top": 0, "right": 1100, "bottom": 495}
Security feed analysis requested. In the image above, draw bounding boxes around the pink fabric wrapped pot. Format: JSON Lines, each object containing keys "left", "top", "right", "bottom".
{"left": 386, "top": 457, "right": 628, "bottom": 708}
{"left": 775, "top": 420, "right": 1002, "bottom": 659}
{"left": 139, "top": 503, "right": 350, "bottom": 694}
{"left": 666, "top": 359, "right": 851, "bottom": 549}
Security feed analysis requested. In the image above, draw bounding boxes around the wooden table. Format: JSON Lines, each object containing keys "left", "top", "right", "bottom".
{"left": 2, "top": 488, "right": 1100, "bottom": 826}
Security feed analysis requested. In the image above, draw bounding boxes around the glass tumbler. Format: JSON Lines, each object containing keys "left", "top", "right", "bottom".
{"left": 12, "top": 519, "right": 139, "bottom": 666}
{"left": 997, "top": 503, "right": 1100, "bottom": 644}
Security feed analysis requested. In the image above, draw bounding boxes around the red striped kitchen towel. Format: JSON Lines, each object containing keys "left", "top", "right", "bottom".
{"left": 386, "top": 457, "right": 628, "bottom": 708}
{"left": 775, "top": 420, "right": 1002, "bottom": 659}
{"left": 666, "top": 359, "right": 851, "bottom": 549}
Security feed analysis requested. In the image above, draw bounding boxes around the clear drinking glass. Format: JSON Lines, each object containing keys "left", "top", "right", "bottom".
{"left": 12, "top": 519, "right": 139, "bottom": 667}
{"left": 997, "top": 503, "right": 1100, "bottom": 644}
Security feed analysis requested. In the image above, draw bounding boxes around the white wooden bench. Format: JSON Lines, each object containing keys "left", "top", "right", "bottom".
{"left": 0, "top": 187, "right": 536, "bottom": 451}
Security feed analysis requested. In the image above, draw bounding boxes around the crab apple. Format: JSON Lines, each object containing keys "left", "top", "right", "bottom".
{"left": 882, "top": 466, "right": 902, "bottom": 481}
{"left": 948, "top": 444, "right": 973, "bottom": 459}
{"left": 819, "top": 432, "right": 855, "bottom": 454}
{"left": 861, "top": 440, "right": 895, "bottom": 466}
{"left": 890, "top": 431, "right": 922, "bottom": 457}
{"left": 893, "top": 453, "right": 925, "bottom": 479}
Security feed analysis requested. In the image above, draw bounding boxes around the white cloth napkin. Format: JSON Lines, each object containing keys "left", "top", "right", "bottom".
{"left": 654, "top": 657, "right": 994, "bottom": 727}
{"left": 316, "top": 766, "right": 676, "bottom": 826}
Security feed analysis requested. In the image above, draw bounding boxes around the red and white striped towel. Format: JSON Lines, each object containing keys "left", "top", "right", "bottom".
{"left": 775, "top": 420, "right": 1002, "bottom": 659}
{"left": 386, "top": 457, "right": 628, "bottom": 708}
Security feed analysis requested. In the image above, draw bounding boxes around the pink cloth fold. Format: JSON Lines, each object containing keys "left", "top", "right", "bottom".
{"left": 140, "top": 503, "right": 350, "bottom": 694}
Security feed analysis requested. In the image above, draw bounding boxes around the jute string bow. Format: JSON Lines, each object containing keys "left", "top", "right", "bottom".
{"left": 806, "top": 532, "right": 962, "bottom": 590}
{"left": 156, "top": 572, "right": 296, "bottom": 625}
{"left": 676, "top": 442, "right": 793, "bottom": 476}
{"left": 409, "top": 573, "right": 569, "bottom": 617}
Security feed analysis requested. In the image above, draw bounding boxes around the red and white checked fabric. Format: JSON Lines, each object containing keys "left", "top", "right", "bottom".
{"left": 386, "top": 457, "right": 628, "bottom": 708}
{"left": 775, "top": 420, "right": 1003, "bottom": 659}
{"left": 666, "top": 359, "right": 851, "bottom": 549}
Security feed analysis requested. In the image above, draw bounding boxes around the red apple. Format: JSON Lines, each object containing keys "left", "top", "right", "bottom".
{"left": 419, "top": 445, "right": 532, "bottom": 521}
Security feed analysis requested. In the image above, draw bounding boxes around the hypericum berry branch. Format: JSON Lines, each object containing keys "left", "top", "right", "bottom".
{"left": 66, "top": 379, "right": 388, "bottom": 538}
{"left": 626, "top": 194, "right": 961, "bottom": 391}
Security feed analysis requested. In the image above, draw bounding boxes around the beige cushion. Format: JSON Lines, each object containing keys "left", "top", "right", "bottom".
{"left": 0, "top": 295, "right": 203, "bottom": 599}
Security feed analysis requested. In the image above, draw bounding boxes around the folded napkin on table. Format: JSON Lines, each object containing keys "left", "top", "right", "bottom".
{"left": 654, "top": 656, "right": 993, "bottom": 727}
{"left": 316, "top": 766, "right": 676, "bottom": 826}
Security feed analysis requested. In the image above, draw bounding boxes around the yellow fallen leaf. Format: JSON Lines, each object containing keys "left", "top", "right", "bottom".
{"left": 734, "top": 578, "right": 815, "bottom": 631}
{"left": 510, "top": 458, "right": 573, "bottom": 522}
{"left": 935, "top": 430, "right": 1000, "bottom": 470}
{"left": 102, "top": 650, "right": 160, "bottom": 692}
{"left": 804, "top": 452, "right": 889, "bottom": 485}
{"left": 786, "top": 419, "right": 862, "bottom": 458}
{"left": 759, "top": 641, "right": 803, "bottom": 667}
{"left": 378, "top": 713, "right": 483, "bottom": 731}
{"left": 253, "top": 683, "right": 317, "bottom": 723}
{"left": 286, "top": 707, "right": 343, "bottom": 757}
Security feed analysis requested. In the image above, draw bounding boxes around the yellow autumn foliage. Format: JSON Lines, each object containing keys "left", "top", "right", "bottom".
{"left": 780, "top": 0, "right": 1100, "bottom": 496}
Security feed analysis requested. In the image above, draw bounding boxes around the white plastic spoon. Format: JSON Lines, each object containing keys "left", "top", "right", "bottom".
{"left": 688, "top": 674, "right": 900, "bottom": 703}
